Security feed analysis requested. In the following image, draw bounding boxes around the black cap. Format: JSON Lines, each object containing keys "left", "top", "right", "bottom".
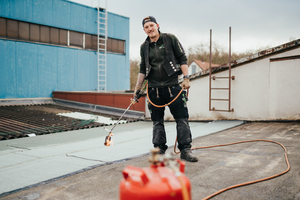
{"left": 142, "top": 16, "right": 157, "bottom": 27}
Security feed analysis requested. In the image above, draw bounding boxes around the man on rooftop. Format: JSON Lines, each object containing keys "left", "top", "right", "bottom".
{"left": 133, "top": 16, "right": 198, "bottom": 162}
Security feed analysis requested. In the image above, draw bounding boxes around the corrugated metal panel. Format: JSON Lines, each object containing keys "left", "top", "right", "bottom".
{"left": 86, "top": 6, "right": 97, "bottom": 34}
{"left": 32, "top": 0, "right": 53, "bottom": 25}
{"left": 0, "top": 0, "right": 9, "bottom": 17}
{"left": 70, "top": 3, "right": 87, "bottom": 32}
{"left": 37, "top": 45, "right": 58, "bottom": 97}
{"left": 16, "top": 42, "right": 38, "bottom": 98}
{"left": 0, "top": 0, "right": 96, "bottom": 34}
{"left": 57, "top": 47, "right": 75, "bottom": 91}
{"left": 0, "top": 40, "right": 16, "bottom": 98}
{"left": 106, "top": 53, "right": 129, "bottom": 91}
{"left": 9, "top": 0, "right": 34, "bottom": 22}
{"left": 52, "top": 0, "right": 71, "bottom": 30}
{"left": 75, "top": 50, "right": 91, "bottom": 91}
{"left": 107, "top": 13, "right": 130, "bottom": 40}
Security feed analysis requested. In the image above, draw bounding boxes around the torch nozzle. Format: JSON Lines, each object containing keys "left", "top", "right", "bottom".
{"left": 104, "top": 132, "right": 114, "bottom": 146}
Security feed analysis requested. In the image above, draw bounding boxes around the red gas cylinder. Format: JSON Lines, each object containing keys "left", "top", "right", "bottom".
{"left": 119, "top": 149, "right": 191, "bottom": 200}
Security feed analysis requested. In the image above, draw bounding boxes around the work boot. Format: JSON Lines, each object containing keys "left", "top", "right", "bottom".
{"left": 180, "top": 149, "right": 198, "bottom": 162}
{"left": 154, "top": 144, "right": 168, "bottom": 155}
{"left": 158, "top": 148, "right": 166, "bottom": 155}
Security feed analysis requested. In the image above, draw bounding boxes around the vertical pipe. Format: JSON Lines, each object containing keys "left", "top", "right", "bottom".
{"left": 228, "top": 27, "right": 231, "bottom": 111}
{"left": 209, "top": 29, "right": 212, "bottom": 111}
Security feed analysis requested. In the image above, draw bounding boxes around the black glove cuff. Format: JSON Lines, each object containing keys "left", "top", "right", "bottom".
{"left": 135, "top": 89, "right": 141, "bottom": 100}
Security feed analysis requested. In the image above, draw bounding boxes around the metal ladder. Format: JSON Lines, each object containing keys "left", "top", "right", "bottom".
{"left": 97, "top": 0, "right": 107, "bottom": 91}
{"left": 209, "top": 27, "right": 235, "bottom": 112}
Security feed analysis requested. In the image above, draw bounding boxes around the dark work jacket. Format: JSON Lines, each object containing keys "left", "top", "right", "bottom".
{"left": 140, "top": 33, "right": 187, "bottom": 88}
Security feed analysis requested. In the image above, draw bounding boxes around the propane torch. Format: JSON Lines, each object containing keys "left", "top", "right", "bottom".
{"left": 104, "top": 89, "right": 143, "bottom": 146}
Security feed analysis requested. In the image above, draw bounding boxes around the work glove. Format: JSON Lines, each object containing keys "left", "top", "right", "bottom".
{"left": 131, "top": 86, "right": 141, "bottom": 104}
{"left": 182, "top": 77, "right": 191, "bottom": 89}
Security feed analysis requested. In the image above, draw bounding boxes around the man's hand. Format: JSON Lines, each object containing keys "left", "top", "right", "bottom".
{"left": 182, "top": 77, "right": 191, "bottom": 89}
{"left": 133, "top": 86, "right": 141, "bottom": 99}
{"left": 131, "top": 87, "right": 141, "bottom": 104}
{"left": 132, "top": 73, "right": 145, "bottom": 104}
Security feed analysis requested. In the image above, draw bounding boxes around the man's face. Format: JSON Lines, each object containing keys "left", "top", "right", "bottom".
{"left": 143, "top": 21, "right": 159, "bottom": 39}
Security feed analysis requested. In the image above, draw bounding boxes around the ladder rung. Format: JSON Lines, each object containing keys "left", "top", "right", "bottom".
{"left": 211, "top": 99, "right": 229, "bottom": 101}
{"left": 211, "top": 88, "right": 229, "bottom": 90}
{"left": 212, "top": 77, "right": 231, "bottom": 79}
{"left": 210, "top": 108, "right": 233, "bottom": 112}
{"left": 212, "top": 76, "right": 235, "bottom": 80}
{"left": 210, "top": 65, "right": 230, "bottom": 69}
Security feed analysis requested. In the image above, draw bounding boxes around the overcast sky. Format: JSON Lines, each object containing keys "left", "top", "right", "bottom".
{"left": 70, "top": 0, "right": 300, "bottom": 60}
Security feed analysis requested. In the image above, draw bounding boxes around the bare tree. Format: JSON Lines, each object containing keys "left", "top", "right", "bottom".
{"left": 187, "top": 42, "right": 256, "bottom": 65}
{"left": 130, "top": 59, "right": 140, "bottom": 90}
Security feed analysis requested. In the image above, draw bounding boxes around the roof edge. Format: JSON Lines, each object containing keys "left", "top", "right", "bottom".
{"left": 232, "top": 38, "right": 300, "bottom": 66}
{"left": 188, "top": 38, "right": 300, "bottom": 81}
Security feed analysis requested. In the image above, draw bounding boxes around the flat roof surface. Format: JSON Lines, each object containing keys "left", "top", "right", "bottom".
{"left": 1, "top": 121, "right": 299, "bottom": 200}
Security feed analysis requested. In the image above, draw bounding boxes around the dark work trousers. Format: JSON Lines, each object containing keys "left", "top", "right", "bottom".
{"left": 148, "top": 84, "right": 192, "bottom": 151}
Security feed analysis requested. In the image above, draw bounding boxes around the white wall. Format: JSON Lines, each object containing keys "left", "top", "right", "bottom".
{"left": 188, "top": 61, "right": 202, "bottom": 75}
{"left": 145, "top": 47, "right": 300, "bottom": 121}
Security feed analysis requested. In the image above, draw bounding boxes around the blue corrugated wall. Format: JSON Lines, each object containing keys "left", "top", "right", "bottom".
{"left": 0, "top": 0, "right": 97, "bottom": 34}
{"left": 0, "top": 0, "right": 130, "bottom": 99}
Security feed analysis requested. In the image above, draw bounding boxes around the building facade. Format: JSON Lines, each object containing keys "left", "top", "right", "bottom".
{"left": 0, "top": 0, "right": 130, "bottom": 99}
